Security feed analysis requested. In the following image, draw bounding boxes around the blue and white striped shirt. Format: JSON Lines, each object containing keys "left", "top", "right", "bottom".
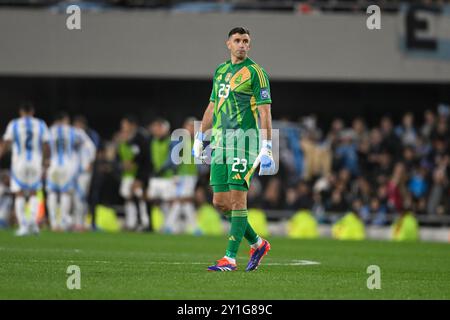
{"left": 48, "top": 124, "right": 80, "bottom": 167}
{"left": 74, "top": 127, "right": 96, "bottom": 171}
{"left": 3, "top": 117, "right": 49, "bottom": 164}
{"left": 48, "top": 125, "right": 96, "bottom": 169}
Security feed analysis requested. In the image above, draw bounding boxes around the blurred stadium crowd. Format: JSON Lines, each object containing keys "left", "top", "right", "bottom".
{"left": 0, "top": 0, "right": 446, "bottom": 13}
{"left": 272, "top": 104, "right": 450, "bottom": 225}
{"left": 0, "top": 103, "right": 449, "bottom": 235}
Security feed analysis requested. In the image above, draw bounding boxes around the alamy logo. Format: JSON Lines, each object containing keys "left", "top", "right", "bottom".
{"left": 66, "top": 265, "right": 81, "bottom": 290}
{"left": 366, "top": 5, "right": 381, "bottom": 30}
{"left": 66, "top": 5, "right": 81, "bottom": 30}
{"left": 366, "top": 265, "right": 381, "bottom": 290}
{"left": 170, "top": 122, "right": 279, "bottom": 175}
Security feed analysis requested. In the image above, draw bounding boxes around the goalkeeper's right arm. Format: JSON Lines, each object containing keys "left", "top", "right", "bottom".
{"left": 200, "top": 101, "right": 214, "bottom": 135}
{"left": 192, "top": 101, "right": 214, "bottom": 160}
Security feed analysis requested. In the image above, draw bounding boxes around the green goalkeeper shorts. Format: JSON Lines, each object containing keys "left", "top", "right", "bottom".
{"left": 209, "top": 146, "right": 257, "bottom": 193}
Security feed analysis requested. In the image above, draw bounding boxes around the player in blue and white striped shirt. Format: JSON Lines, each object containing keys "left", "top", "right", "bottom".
{"left": 72, "top": 117, "right": 96, "bottom": 231}
{"left": 0, "top": 103, "right": 50, "bottom": 236}
{"left": 46, "top": 112, "right": 91, "bottom": 231}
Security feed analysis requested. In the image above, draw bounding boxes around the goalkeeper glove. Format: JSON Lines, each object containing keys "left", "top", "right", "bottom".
{"left": 192, "top": 131, "right": 206, "bottom": 162}
{"left": 257, "top": 140, "right": 276, "bottom": 176}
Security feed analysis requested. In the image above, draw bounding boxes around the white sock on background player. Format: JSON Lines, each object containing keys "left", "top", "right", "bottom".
{"left": 125, "top": 200, "right": 137, "bottom": 229}
{"left": 28, "top": 195, "right": 39, "bottom": 233}
{"left": 14, "top": 196, "right": 27, "bottom": 232}
{"left": 47, "top": 192, "right": 58, "bottom": 230}
{"left": 138, "top": 200, "right": 149, "bottom": 229}
{"left": 60, "top": 193, "right": 72, "bottom": 230}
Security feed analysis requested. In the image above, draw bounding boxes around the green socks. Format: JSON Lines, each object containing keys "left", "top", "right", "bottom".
{"left": 243, "top": 220, "right": 259, "bottom": 246}
{"left": 225, "top": 209, "right": 256, "bottom": 259}
{"left": 224, "top": 210, "right": 259, "bottom": 247}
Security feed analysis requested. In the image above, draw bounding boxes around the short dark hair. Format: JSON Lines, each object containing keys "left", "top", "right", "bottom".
{"left": 19, "top": 101, "right": 34, "bottom": 113}
{"left": 73, "top": 115, "right": 87, "bottom": 126}
{"left": 123, "top": 114, "right": 138, "bottom": 125}
{"left": 54, "top": 111, "right": 69, "bottom": 122}
{"left": 152, "top": 117, "right": 167, "bottom": 124}
{"left": 152, "top": 117, "right": 170, "bottom": 130}
{"left": 228, "top": 27, "right": 250, "bottom": 38}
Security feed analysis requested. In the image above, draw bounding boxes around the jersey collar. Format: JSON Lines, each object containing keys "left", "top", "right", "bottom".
{"left": 229, "top": 57, "right": 250, "bottom": 67}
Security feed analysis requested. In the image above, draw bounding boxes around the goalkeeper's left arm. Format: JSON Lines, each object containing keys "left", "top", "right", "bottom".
{"left": 257, "top": 104, "right": 276, "bottom": 175}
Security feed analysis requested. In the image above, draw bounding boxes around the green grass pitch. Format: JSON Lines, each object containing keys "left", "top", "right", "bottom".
{"left": 0, "top": 231, "right": 449, "bottom": 299}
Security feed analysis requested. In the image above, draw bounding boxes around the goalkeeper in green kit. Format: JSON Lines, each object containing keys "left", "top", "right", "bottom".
{"left": 192, "top": 27, "right": 276, "bottom": 272}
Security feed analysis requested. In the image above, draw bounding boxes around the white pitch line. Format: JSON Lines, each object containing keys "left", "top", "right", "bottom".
{"left": 147, "top": 262, "right": 205, "bottom": 265}
{"left": 146, "top": 260, "right": 320, "bottom": 266}
{"left": 0, "top": 247, "right": 83, "bottom": 253}
{"left": 6, "top": 259, "right": 320, "bottom": 267}
{"left": 266, "top": 260, "right": 321, "bottom": 266}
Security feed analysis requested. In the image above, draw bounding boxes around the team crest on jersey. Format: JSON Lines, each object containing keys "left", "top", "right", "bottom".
{"left": 225, "top": 73, "right": 232, "bottom": 82}
{"left": 260, "top": 88, "right": 270, "bottom": 100}
{"left": 217, "top": 74, "right": 223, "bottom": 82}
